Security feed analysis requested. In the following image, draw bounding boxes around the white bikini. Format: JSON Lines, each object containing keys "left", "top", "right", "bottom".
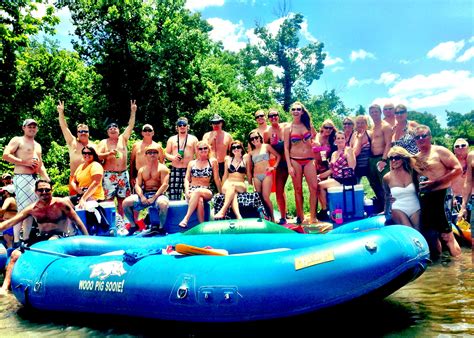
{"left": 391, "top": 183, "right": 420, "bottom": 217}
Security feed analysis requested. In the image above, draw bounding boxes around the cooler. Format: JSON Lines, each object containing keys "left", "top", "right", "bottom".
{"left": 75, "top": 201, "right": 116, "bottom": 236}
{"left": 148, "top": 200, "right": 210, "bottom": 234}
{"left": 327, "top": 184, "right": 364, "bottom": 224}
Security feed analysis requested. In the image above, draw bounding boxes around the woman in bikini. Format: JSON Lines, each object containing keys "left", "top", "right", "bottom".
{"left": 382, "top": 146, "right": 420, "bottom": 229}
{"left": 248, "top": 131, "right": 280, "bottom": 222}
{"left": 284, "top": 101, "right": 319, "bottom": 224}
{"left": 314, "top": 119, "right": 337, "bottom": 175}
{"left": 179, "top": 141, "right": 221, "bottom": 227}
{"left": 316, "top": 132, "right": 356, "bottom": 220}
{"left": 264, "top": 108, "right": 289, "bottom": 224}
{"left": 214, "top": 141, "right": 252, "bottom": 219}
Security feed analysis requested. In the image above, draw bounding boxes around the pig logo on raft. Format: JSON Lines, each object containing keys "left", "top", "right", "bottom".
{"left": 89, "top": 261, "right": 127, "bottom": 280}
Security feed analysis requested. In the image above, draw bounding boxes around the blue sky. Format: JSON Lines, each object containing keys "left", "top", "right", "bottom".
{"left": 45, "top": 0, "right": 473, "bottom": 126}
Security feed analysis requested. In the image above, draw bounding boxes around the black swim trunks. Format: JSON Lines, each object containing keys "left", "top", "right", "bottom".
{"left": 419, "top": 188, "right": 452, "bottom": 233}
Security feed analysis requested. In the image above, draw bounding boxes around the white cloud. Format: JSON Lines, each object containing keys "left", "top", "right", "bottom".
{"left": 399, "top": 59, "right": 411, "bottom": 65}
{"left": 323, "top": 54, "right": 343, "bottom": 67}
{"left": 375, "top": 72, "right": 400, "bottom": 85}
{"left": 331, "top": 66, "right": 344, "bottom": 73}
{"left": 456, "top": 47, "right": 474, "bottom": 62}
{"left": 256, "top": 65, "right": 284, "bottom": 78}
{"left": 300, "top": 19, "right": 318, "bottom": 43}
{"left": 207, "top": 18, "right": 246, "bottom": 52}
{"left": 347, "top": 72, "right": 400, "bottom": 87}
{"left": 469, "top": 36, "right": 474, "bottom": 43}
{"left": 427, "top": 40, "right": 465, "bottom": 61}
{"left": 388, "top": 70, "right": 474, "bottom": 109}
{"left": 350, "top": 49, "right": 376, "bottom": 62}
{"left": 186, "top": 0, "right": 224, "bottom": 11}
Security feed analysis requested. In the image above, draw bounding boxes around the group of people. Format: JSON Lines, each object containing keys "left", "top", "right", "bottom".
{"left": 0, "top": 99, "right": 471, "bottom": 274}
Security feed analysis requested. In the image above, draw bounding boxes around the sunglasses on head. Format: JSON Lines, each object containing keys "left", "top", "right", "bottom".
{"left": 268, "top": 114, "right": 279, "bottom": 118}
{"left": 454, "top": 144, "right": 467, "bottom": 149}
{"left": 143, "top": 128, "right": 153, "bottom": 132}
{"left": 37, "top": 188, "right": 51, "bottom": 193}
{"left": 231, "top": 145, "right": 242, "bottom": 150}
{"left": 323, "top": 126, "right": 334, "bottom": 130}
{"left": 291, "top": 107, "right": 302, "bottom": 112}
{"left": 389, "top": 156, "right": 403, "bottom": 161}
{"left": 395, "top": 110, "right": 407, "bottom": 115}
{"left": 78, "top": 130, "right": 89, "bottom": 134}
{"left": 414, "top": 133, "right": 430, "bottom": 140}
{"left": 255, "top": 114, "right": 265, "bottom": 119}
{"left": 198, "top": 147, "right": 208, "bottom": 151}
{"left": 250, "top": 136, "right": 260, "bottom": 141}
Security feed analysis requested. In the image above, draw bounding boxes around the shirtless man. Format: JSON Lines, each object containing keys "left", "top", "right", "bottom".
{"left": 57, "top": 100, "right": 97, "bottom": 195}
{"left": 0, "top": 180, "right": 89, "bottom": 294}
{"left": 412, "top": 125, "right": 462, "bottom": 259}
{"left": 451, "top": 138, "right": 471, "bottom": 196}
{"left": 202, "top": 114, "right": 233, "bottom": 180}
{"left": 368, "top": 104, "right": 393, "bottom": 213}
{"left": 123, "top": 144, "right": 170, "bottom": 235}
{"left": 2, "top": 118, "right": 50, "bottom": 246}
{"left": 165, "top": 117, "right": 198, "bottom": 200}
{"left": 252, "top": 110, "right": 269, "bottom": 137}
{"left": 129, "top": 124, "right": 160, "bottom": 189}
{"left": 458, "top": 149, "right": 473, "bottom": 226}
{"left": 382, "top": 102, "right": 396, "bottom": 128}
{"left": 97, "top": 100, "right": 136, "bottom": 217}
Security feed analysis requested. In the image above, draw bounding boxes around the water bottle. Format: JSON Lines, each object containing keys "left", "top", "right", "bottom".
{"left": 331, "top": 208, "right": 343, "bottom": 225}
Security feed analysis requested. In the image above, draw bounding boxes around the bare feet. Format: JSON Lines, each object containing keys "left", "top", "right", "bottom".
{"left": 213, "top": 212, "right": 225, "bottom": 219}
{"left": 0, "top": 288, "right": 10, "bottom": 296}
{"left": 178, "top": 220, "right": 188, "bottom": 228}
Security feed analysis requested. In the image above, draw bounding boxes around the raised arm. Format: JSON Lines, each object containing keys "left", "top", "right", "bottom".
{"left": 459, "top": 151, "right": 473, "bottom": 220}
{"left": 57, "top": 100, "right": 75, "bottom": 146}
{"left": 122, "top": 100, "right": 137, "bottom": 141}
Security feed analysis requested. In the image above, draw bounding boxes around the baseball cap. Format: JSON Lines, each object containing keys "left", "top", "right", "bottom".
{"left": 23, "top": 118, "right": 38, "bottom": 127}
{"left": 2, "top": 173, "right": 12, "bottom": 180}
{"left": 176, "top": 117, "right": 188, "bottom": 126}
{"left": 106, "top": 122, "right": 119, "bottom": 130}
{"left": 210, "top": 114, "right": 224, "bottom": 123}
{"left": 2, "top": 184, "right": 15, "bottom": 194}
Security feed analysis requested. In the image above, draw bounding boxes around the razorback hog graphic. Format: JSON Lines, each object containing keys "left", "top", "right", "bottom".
{"left": 89, "top": 261, "right": 126, "bottom": 280}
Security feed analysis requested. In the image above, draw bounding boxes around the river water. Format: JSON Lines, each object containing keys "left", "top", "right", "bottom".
{"left": 0, "top": 248, "right": 472, "bottom": 337}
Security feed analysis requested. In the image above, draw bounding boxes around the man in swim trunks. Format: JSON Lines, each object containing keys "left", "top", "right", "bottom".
{"left": 458, "top": 149, "right": 473, "bottom": 226}
{"left": 412, "top": 125, "right": 462, "bottom": 259}
{"left": 129, "top": 123, "right": 161, "bottom": 190}
{"left": 0, "top": 180, "right": 89, "bottom": 295}
{"left": 123, "top": 144, "right": 170, "bottom": 235}
{"left": 165, "top": 117, "right": 198, "bottom": 200}
{"left": 2, "top": 118, "right": 50, "bottom": 246}
{"left": 202, "top": 114, "right": 233, "bottom": 180}
{"left": 97, "top": 100, "right": 136, "bottom": 218}
{"left": 382, "top": 103, "right": 396, "bottom": 128}
{"left": 368, "top": 104, "right": 393, "bottom": 213}
{"left": 57, "top": 100, "right": 98, "bottom": 195}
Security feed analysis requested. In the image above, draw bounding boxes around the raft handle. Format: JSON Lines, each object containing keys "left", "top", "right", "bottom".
{"left": 177, "top": 285, "right": 188, "bottom": 299}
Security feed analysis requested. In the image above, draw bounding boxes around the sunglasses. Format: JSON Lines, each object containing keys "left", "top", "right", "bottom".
{"left": 249, "top": 136, "right": 260, "bottom": 141}
{"left": 268, "top": 114, "right": 279, "bottom": 118}
{"left": 146, "top": 151, "right": 159, "bottom": 155}
{"left": 211, "top": 121, "right": 222, "bottom": 125}
{"left": 36, "top": 188, "right": 51, "bottom": 193}
{"left": 414, "top": 133, "right": 430, "bottom": 140}
{"left": 323, "top": 126, "right": 334, "bottom": 130}
{"left": 143, "top": 128, "right": 153, "bottom": 132}
{"left": 78, "top": 130, "right": 89, "bottom": 134}
{"left": 389, "top": 156, "right": 403, "bottom": 161}
{"left": 454, "top": 144, "right": 467, "bottom": 149}
{"left": 177, "top": 123, "right": 187, "bottom": 127}
{"left": 383, "top": 107, "right": 394, "bottom": 110}
{"left": 291, "top": 107, "right": 302, "bottom": 112}
{"left": 198, "top": 147, "right": 208, "bottom": 151}
{"left": 82, "top": 152, "right": 93, "bottom": 156}
{"left": 231, "top": 145, "right": 242, "bottom": 150}
{"left": 255, "top": 114, "right": 265, "bottom": 119}
{"left": 108, "top": 124, "right": 119, "bottom": 129}
{"left": 343, "top": 122, "right": 353, "bottom": 126}
{"left": 395, "top": 110, "right": 407, "bottom": 115}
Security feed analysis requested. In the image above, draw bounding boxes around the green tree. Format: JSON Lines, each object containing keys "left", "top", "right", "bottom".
{"left": 67, "top": 0, "right": 215, "bottom": 133}
{"left": 250, "top": 13, "right": 326, "bottom": 111}
{"left": 446, "top": 110, "right": 474, "bottom": 145}
{"left": 306, "top": 90, "right": 351, "bottom": 128}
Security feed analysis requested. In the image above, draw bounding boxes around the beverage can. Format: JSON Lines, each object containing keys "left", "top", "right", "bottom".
{"left": 178, "top": 149, "right": 184, "bottom": 157}
{"left": 419, "top": 175, "right": 428, "bottom": 183}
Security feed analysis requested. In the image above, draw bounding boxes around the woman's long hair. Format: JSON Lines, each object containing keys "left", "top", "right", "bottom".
{"left": 292, "top": 101, "right": 312, "bottom": 131}
{"left": 229, "top": 140, "right": 246, "bottom": 158}
{"left": 387, "top": 146, "right": 413, "bottom": 173}
{"left": 82, "top": 146, "right": 100, "bottom": 163}
{"left": 248, "top": 131, "right": 263, "bottom": 150}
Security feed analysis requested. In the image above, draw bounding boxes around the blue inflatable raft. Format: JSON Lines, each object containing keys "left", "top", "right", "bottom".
{"left": 10, "top": 216, "right": 429, "bottom": 322}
